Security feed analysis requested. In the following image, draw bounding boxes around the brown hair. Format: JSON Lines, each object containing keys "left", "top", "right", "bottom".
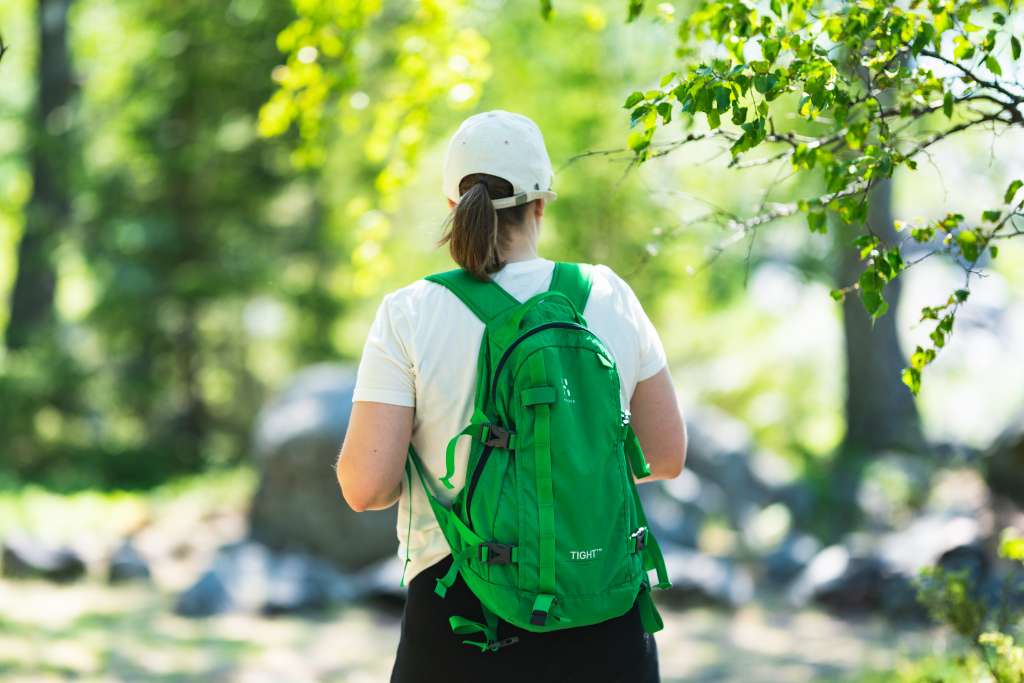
{"left": 440, "top": 173, "right": 531, "bottom": 281}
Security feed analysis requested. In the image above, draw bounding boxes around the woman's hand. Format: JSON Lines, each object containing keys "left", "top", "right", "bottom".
{"left": 629, "top": 367, "right": 687, "bottom": 482}
{"left": 336, "top": 401, "right": 414, "bottom": 512}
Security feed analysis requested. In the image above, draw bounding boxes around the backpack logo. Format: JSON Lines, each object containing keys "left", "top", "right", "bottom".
{"left": 570, "top": 548, "right": 603, "bottom": 561}
{"left": 561, "top": 378, "right": 576, "bottom": 404}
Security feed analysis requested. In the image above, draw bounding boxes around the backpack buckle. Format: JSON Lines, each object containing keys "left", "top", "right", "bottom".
{"left": 481, "top": 542, "right": 513, "bottom": 565}
{"left": 482, "top": 424, "right": 511, "bottom": 449}
{"left": 631, "top": 527, "right": 648, "bottom": 553}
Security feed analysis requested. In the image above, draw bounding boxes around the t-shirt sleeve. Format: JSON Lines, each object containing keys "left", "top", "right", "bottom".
{"left": 352, "top": 292, "right": 416, "bottom": 407}
{"left": 606, "top": 266, "right": 667, "bottom": 382}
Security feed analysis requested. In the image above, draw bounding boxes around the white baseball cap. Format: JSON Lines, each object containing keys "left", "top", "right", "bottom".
{"left": 442, "top": 110, "right": 558, "bottom": 210}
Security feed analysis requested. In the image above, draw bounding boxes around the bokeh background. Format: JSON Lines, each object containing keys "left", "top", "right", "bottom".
{"left": 1, "top": 0, "right": 1023, "bottom": 681}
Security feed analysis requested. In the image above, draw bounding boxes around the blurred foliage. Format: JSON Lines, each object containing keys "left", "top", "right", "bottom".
{"left": 0, "top": 466, "right": 255, "bottom": 544}
{"left": 620, "top": 0, "right": 1024, "bottom": 393}
{"left": 1, "top": 0, "right": 1023, "bottom": 488}
{"left": 911, "top": 528, "right": 1024, "bottom": 683}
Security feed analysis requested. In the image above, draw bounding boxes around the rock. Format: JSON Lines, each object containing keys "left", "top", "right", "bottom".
{"left": 787, "top": 514, "right": 987, "bottom": 617}
{"left": 763, "top": 532, "right": 822, "bottom": 585}
{"left": 640, "top": 472, "right": 708, "bottom": 548}
{"left": 1, "top": 535, "right": 86, "bottom": 582}
{"left": 175, "top": 540, "right": 356, "bottom": 618}
{"left": 787, "top": 545, "right": 894, "bottom": 611}
{"left": 108, "top": 539, "right": 151, "bottom": 583}
{"left": 350, "top": 556, "right": 408, "bottom": 612}
{"left": 876, "top": 514, "right": 984, "bottom": 577}
{"left": 261, "top": 552, "right": 331, "bottom": 616}
{"left": 249, "top": 364, "right": 398, "bottom": 571}
{"left": 175, "top": 570, "right": 232, "bottom": 617}
{"left": 660, "top": 546, "right": 755, "bottom": 608}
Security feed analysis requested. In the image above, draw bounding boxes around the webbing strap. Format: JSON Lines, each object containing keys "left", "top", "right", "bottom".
{"left": 548, "top": 262, "right": 593, "bottom": 314}
{"left": 407, "top": 446, "right": 474, "bottom": 552}
{"left": 529, "top": 352, "right": 556, "bottom": 596}
{"left": 530, "top": 593, "right": 555, "bottom": 626}
{"left": 425, "top": 268, "right": 521, "bottom": 324}
{"left": 449, "top": 602, "right": 504, "bottom": 652}
{"left": 441, "top": 411, "right": 488, "bottom": 489}
{"left": 435, "top": 545, "right": 475, "bottom": 598}
{"left": 399, "top": 463, "right": 414, "bottom": 588}
{"left": 624, "top": 424, "right": 652, "bottom": 479}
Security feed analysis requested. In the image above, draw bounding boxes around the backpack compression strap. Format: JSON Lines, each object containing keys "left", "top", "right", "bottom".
{"left": 424, "top": 268, "right": 520, "bottom": 324}
{"left": 548, "top": 262, "right": 593, "bottom": 314}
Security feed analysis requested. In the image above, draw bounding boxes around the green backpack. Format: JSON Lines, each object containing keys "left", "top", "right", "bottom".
{"left": 403, "top": 261, "right": 670, "bottom": 653}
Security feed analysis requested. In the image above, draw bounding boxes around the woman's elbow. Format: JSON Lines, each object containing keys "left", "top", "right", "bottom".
{"left": 337, "top": 464, "right": 372, "bottom": 512}
{"left": 660, "top": 429, "right": 688, "bottom": 480}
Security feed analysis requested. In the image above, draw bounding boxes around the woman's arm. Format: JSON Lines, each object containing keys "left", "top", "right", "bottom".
{"left": 336, "top": 401, "right": 414, "bottom": 512}
{"left": 629, "top": 366, "right": 687, "bottom": 481}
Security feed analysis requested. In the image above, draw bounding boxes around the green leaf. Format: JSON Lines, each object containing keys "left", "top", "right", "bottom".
{"left": 540, "top": 0, "right": 553, "bottom": 20}
{"left": 861, "top": 288, "right": 887, "bottom": 319}
{"left": 1000, "top": 530, "right": 1024, "bottom": 562}
{"left": 942, "top": 91, "right": 953, "bottom": 118}
{"left": 830, "top": 288, "right": 845, "bottom": 302}
{"left": 659, "top": 71, "right": 677, "bottom": 88}
{"left": 656, "top": 101, "right": 672, "bottom": 124}
{"left": 912, "top": 24, "right": 935, "bottom": 55}
{"left": 982, "top": 209, "right": 1002, "bottom": 222}
{"left": 957, "top": 230, "right": 980, "bottom": 261}
{"left": 901, "top": 367, "right": 921, "bottom": 395}
{"left": 753, "top": 73, "right": 777, "bottom": 94}
{"left": 854, "top": 234, "right": 880, "bottom": 259}
{"left": 627, "top": 0, "right": 644, "bottom": 22}
{"left": 990, "top": 245, "right": 999, "bottom": 259}
{"left": 1012, "top": 36, "right": 1021, "bottom": 61}
{"left": 624, "top": 91, "right": 644, "bottom": 108}
{"left": 626, "top": 130, "right": 649, "bottom": 151}
{"left": 954, "top": 289, "right": 970, "bottom": 303}
{"left": 1005, "top": 179, "right": 1023, "bottom": 204}
{"left": 807, "top": 210, "right": 827, "bottom": 234}
{"left": 985, "top": 55, "right": 1002, "bottom": 76}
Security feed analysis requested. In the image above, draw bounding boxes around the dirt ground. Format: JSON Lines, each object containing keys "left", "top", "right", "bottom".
{"left": 0, "top": 576, "right": 949, "bottom": 683}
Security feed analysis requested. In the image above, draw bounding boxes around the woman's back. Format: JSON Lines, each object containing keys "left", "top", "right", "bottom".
{"left": 352, "top": 256, "right": 668, "bottom": 585}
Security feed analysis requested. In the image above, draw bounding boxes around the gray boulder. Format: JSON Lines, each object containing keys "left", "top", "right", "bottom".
{"left": 174, "top": 541, "right": 357, "bottom": 618}
{"left": 2, "top": 535, "right": 86, "bottom": 582}
{"left": 787, "top": 513, "right": 987, "bottom": 616}
{"left": 175, "top": 570, "right": 232, "bottom": 617}
{"left": 108, "top": 539, "right": 151, "bottom": 583}
{"left": 249, "top": 364, "right": 398, "bottom": 571}
{"left": 659, "top": 545, "right": 755, "bottom": 608}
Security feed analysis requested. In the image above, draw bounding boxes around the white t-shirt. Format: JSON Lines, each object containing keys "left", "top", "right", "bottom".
{"left": 351, "top": 257, "right": 667, "bottom": 584}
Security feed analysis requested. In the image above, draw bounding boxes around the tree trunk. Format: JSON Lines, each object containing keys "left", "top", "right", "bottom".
{"left": 837, "top": 178, "right": 924, "bottom": 454}
{"left": 6, "top": 0, "right": 74, "bottom": 350}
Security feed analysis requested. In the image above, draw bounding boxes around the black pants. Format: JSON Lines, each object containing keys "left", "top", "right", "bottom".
{"left": 390, "top": 554, "right": 660, "bottom": 683}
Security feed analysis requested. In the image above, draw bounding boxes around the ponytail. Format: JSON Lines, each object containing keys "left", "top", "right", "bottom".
{"left": 440, "top": 173, "right": 531, "bottom": 281}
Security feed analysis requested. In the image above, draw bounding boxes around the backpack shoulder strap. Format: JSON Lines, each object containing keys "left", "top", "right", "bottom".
{"left": 425, "top": 268, "right": 521, "bottom": 324}
{"left": 548, "top": 262, "right": 593, "bottom": 314}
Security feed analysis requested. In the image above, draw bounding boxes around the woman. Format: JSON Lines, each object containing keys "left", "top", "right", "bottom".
{"left": 338, "top": 110, "right": 687, "bottom": 682}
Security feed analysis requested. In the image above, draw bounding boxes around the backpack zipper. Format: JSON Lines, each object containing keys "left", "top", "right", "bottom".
{"left": 490, "top": 321, "right": 589, "bottom": 403}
